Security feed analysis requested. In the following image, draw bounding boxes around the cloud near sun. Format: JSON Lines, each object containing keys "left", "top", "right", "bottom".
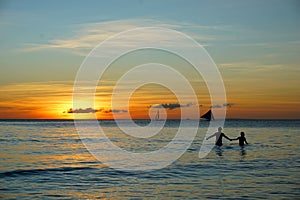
{"left": 66, "top": 108, "right": 127, "bottom": 114}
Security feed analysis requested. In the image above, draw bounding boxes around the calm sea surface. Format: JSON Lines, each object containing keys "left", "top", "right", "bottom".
{"left": 0, "top": 119, "right": 299, "bottom": 199}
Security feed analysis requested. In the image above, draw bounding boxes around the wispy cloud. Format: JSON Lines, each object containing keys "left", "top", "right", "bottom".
{"left": 218, "top": 61, "right": 289, "bottom": 72}
{"left": 233, "top": 40, "right": 300, "bottom": 48}
{"left": 0, "top": 81, "right": 74, "bottom": 118}
{"left": 151, "top": 102, "right": 194, "bottom": 110}
{"left": 21, "top": 19, "right": 231, "bottom": 55}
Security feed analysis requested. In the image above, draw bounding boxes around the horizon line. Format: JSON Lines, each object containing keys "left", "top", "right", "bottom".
{"left": 0, "top": 118, "right": 299, "bottom": 121}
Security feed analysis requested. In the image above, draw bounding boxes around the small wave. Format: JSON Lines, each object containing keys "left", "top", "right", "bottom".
{"left": 0, "top": 139, "right": 42, "bottom": 143}
{"left": 0, "top": 166, "right": 93, "bottom": 178}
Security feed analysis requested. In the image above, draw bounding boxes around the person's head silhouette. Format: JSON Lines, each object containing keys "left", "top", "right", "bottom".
{"left": 218, "top": 127, "right": 222, "bottom": 132}
{"left": 241, "top": 132, "right": 245, "bottom": 137}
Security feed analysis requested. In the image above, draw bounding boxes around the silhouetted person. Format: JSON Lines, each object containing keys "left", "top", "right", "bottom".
{"left": 206, "top": 127, "right": 231, "bottom": 146}
{"left": 232, "top": 132, "right": 248, "bottom": 146}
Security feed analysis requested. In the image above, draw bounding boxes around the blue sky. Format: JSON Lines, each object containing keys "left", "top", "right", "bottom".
{"left": 0, "top": 0, "right": 299, "bottom": 119}
{"left": 1, "top": 0, "right": 299, "bottom": 84}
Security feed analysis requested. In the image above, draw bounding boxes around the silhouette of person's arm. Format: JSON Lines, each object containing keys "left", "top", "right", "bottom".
{"left": 206, "top": 133, "right": 216, "bottom": 140}
{"left": 222, "top": 133, "right": 231, "bottom": 141}
{"left": 244, "top": 138, "right": 248, "bottom": 144}
{"left": 231, "top": 137, "right": 239, "bottom": 141}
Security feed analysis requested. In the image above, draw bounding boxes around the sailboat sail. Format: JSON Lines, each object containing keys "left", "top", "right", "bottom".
{"left": 200, "top": 110, "right": 214, "bottom": 121}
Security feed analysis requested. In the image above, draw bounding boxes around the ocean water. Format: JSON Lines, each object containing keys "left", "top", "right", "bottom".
{"left": 0, "top": 119, "right": 299, "bottom": 199}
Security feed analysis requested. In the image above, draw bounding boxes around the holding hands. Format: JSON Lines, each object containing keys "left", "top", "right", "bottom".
{"left": 206, "top": 128, "right": 248, "bottom": 146}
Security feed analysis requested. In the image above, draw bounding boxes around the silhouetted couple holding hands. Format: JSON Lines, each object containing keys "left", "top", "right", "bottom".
{"left": 206, "top": 127, "right": 248, "bottom": 146}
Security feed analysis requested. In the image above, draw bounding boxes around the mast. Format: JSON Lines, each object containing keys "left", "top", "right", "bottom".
{"left": 156, "top": 110, "right": 160, "bottom": 120}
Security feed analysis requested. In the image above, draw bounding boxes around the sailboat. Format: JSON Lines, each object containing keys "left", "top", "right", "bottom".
{"left": 200, "top": 109, "right": 214, "bottom": 121}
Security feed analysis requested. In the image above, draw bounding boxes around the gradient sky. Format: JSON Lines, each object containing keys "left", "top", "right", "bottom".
{"left": 0, "top": 0, "right": 299, "bottom": 119}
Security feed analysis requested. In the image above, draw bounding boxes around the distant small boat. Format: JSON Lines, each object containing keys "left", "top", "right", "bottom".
{"left": 200, "top": 109, "right": 214, "bottom": 121}
{"left": 155, "top": 110, "right": 160, "bottom": 120}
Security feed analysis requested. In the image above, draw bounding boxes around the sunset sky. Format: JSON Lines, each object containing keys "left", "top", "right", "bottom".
{"left": 0, "top": 0, "right": 299, "bottom": 119}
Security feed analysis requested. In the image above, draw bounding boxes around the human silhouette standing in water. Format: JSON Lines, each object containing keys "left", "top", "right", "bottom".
{"left": 206, "top": 127, "right": 231, "bottom": 146}
{"left": 232, "top": 132, "right": 248, "bottom": 146}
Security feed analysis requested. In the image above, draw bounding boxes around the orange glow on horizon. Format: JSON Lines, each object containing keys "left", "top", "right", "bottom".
{"left": 0, "top": 81, "right": 299, "bottom": 120}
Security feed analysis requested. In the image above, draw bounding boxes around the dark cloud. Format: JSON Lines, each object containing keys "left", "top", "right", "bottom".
{"left": 211, "top": 105, "right": 222, "bottom": 108}
{"left": 66, "top": 108, "right": 127, "bottom": 114}
{"left": 210, "top": 103, "right": 234, "bottom": 109}
{"left": 223, "top": 103, "right": 234, "bottom": 108}
{"left": 0, "top": 106, "right": 16, "bottom": 110}
{"left": 151, "top": 103, "right": 194, "bottom": 110}
{"left": 67, "top": 108, "right": 99, "bottom": 113}
{"left": 102, "top": 109, "right": 127, "bottom": 113}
